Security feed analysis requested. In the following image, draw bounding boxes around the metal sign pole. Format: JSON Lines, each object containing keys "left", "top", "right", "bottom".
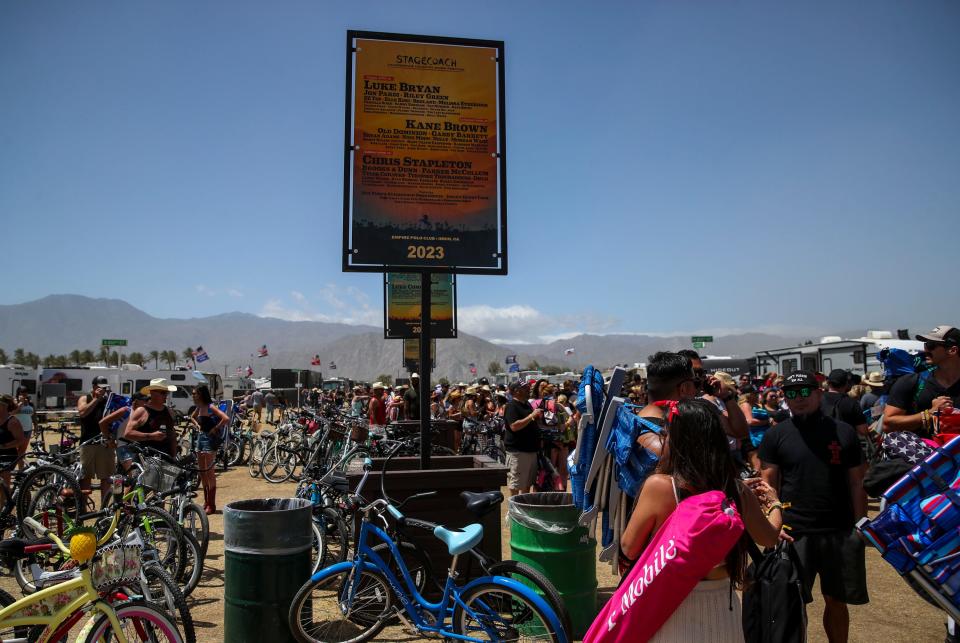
{"left": 419, "top": 271, "right": 432, "bottom": 469}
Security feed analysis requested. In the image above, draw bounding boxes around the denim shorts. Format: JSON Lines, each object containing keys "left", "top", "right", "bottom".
{"left": 197, "top": 430, "right": 222, "bottom": 453}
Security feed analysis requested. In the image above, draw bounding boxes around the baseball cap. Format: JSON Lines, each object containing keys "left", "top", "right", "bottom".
{"left": 508, "top": 380, "right": 530, "bottom": 393}
{"left": 826, "top": 369, "right": 850, "bottom": 387}
{"left": 782, "top": 370, "right": 819, "bottom": 389}
{"left": 92, "top": 376, "right": 110, "bottom": 389}
{"left": 916, "top": 326, "right": 960, "bottom": 346}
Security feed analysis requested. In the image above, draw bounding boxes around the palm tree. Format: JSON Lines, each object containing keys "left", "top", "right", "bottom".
{"left": 163, "top": 350, "right": 177, "bottom": 369}
{"left": 0, "top": 349, "right": 7, "bottom": 364}
{"left": 182, "top": 348, "right": 194, "bottom": 368}
{"left": 26, "top": 353, "right": 41, "bottom": 368}
{"left": 98, "top": 346, "right": 110, "bottom": 364}
{"left": 109, "top": 351, "right": 120, "bottom": 366}
{"left": 13, "top": 348, "right": 26, "bottom": 364}
{"left": 149, "top": 350, "right": 160, "bottom": 369}
{"left": 128, "top": 352, "right": 145, "bottom": 367}
{"left": 42, "top": 355, "right": 55, "bottom": 367}
{"left": 80, "top": 350, "right": 95, "bottom": 364}
{"left": 69, "top": 350, "right": 82, "bottom": 366}
{"left": 487, "top": 361, "right": 502, "bottom": 376}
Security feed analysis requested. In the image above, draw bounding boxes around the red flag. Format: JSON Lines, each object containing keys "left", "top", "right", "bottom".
{"left": 257, "top": 345, "right": 268, "bottom": 358}
{"left": 246, "top": 365, "right": 254, "bottom": 377}
{"left": 310, "top": 355, "right": 321, "bottom": 366}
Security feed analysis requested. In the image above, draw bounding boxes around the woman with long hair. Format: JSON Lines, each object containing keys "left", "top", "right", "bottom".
{"left": 0, "top": 395, "right": 25, "bottom": 488}
{"left": 619, "top": 399, "right": 783, "bottom": 641}
{"left": 739, "top": 386, "right": 770, "bottom": 474}
{"left": 190, "top": 384, "right": 229, "bottom": 514}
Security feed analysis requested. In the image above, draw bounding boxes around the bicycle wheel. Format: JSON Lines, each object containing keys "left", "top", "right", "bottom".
{"left": 248, "top": 439, "right": 264, "bottom": 478}
{"left": 129, "top": 564, "right": 197, "bottom": 643}
{"left": 176, "top": 529, "right": 204, "bottom": 597}
{"left": 288, "top": 567, "right": 392, "bottom": 643}
{"left": 453, "top": 581, "right": 562, "bottom": 642}
{"left": 312, "top": 508, "right": 348, "bottom": 574}
{"left": 259, "top": 442, "right": 284, "bottom": 482}
{"left": 485, "top": 560, "right": 572, "bottom": 637}
{"left": 130, "top": 507, "right": 186, "bottom": 582}
{"left": 16, "top": 464, "right": 83, "bottom": 526}
{"left": 178, "top": 502, "right": 209, "bottom": 558}
{"left": 225, "top": 439, "right": 243, "bottom": 467}
{"left": 81, "top": 599, "right": 184, "bottom": 642}
{"left": 0, "top": 586, "right": 30, "bottom": 639}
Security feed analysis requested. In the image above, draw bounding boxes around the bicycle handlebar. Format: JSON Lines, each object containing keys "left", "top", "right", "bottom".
{"left": 22, "top": 517, "right": 70, "bottom": 555}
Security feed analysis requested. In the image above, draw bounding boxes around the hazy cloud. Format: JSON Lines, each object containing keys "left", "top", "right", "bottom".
{"left": 458, "top": 305, "right": 617, "bottom": 344}
{"left": 259, "top": 289, "right": 379, "bottom": 326}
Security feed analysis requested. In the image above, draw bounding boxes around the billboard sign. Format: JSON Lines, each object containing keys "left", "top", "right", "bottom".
{"left": 343, "top": 31, "right": 507, "bottom": 274}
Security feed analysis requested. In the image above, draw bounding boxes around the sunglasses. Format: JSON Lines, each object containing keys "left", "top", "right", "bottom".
{"left": 784, "top": 388, "right": 814, "bottom": 399}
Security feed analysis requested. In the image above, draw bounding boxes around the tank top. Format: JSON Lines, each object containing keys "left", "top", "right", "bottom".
{"left": 196, "top": 405, "right": 219, "bottom": 433}
{"left": 140, "top": 405, "right": 176, "bottom": 457}
{"left": 0, "top": 416, "right": 15, "bottom": 446}
{"left": 15, "top": 405, "right": 33, "bottom": 433}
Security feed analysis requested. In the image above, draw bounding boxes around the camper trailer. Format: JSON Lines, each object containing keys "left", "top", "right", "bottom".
{"left": 0, "top": 366, "right": 39, "bottom": 398}
{"left": 38, "top": 367, "right": 222, "bottom": 417}
{"left": 754, "top": 331, "right": 924, "bottom": 378}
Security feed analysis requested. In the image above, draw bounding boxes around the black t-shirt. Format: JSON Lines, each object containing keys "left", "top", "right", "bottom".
{"left": 79, "top": 394, "right": 108, "bottom": 442}
{"left": 403, "top": 388, "right": 420, "bottom": 420}
{"left": 821, "top": 391, "right": 867, "bottom": 429}
{"left": 504, "top": 399, "right": 538, "bottom": 453}
{"left": 758, "top": 411, "right": 862, "bottom": 534}
{"left": 887, "top": 371, "right": 960, "bottom": 414}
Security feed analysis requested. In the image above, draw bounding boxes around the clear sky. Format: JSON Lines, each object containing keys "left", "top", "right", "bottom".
{"left": 2, "top": 1, "right": 958, "bottom": 344}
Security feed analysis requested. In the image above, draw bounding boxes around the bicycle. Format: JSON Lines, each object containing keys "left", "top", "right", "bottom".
{"left": 287, "top": 458, "right": 568, "bottom": 643}
{"left": 0, "top": 515, "right": 184, "bottom": 642}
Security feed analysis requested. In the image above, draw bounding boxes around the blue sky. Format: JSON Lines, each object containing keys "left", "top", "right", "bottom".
{"left": 2, "top": 1, "right": 958, "bottom": 344}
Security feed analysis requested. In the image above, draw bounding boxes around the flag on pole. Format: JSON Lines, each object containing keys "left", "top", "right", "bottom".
{"left": 505, "top": 354, "right": 518, "bottom": 364}
{"left": 310, "top": 354, "right": 321, "bottom": 366}
{"left": 245, "top": 365, "right": 254, "bottom": 377}
{"left": 329, "top": 361, "right": 337, "bottom": 370}
{"left": 192, "top": 346, "right": 209, "bottom": 363}
{"left": 564, "top": 347, "right": 575, "bottom": 356}
{"left": 236, "top": 366, "right": 242, "bottom": 376}
{"left": 469, "top": 362, "right": 477, "bottom": 375}
{"left": 257, "top": 345, "right": 269, "bottom": 358}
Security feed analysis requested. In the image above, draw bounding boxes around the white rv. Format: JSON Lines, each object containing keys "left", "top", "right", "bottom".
{"left": 38, "top": 366, "right": 222, "bottom": 417}
{"left": 0, "top": 365, "right": 40, "bottom": 398}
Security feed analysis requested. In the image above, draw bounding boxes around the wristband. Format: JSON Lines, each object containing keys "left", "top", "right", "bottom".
{"left": 765, "top": 501, "right": 790, "bottom": 517}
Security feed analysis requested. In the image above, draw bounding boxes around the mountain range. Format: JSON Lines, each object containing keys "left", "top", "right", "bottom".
{"left": 1, "top": 295, "right": 859, "bottom": 381}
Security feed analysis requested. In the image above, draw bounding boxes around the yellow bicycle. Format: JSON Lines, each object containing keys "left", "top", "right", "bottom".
{"left": 0, "top": 516, "right": 183, "bottom": 642}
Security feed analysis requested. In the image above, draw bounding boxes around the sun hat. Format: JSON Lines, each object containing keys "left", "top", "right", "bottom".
{"left": 140, "top": 378, "right": 178, "bottom": 395}
{"left": 481, "top": 385, "right": 492, "bottom": 392}
{"left": 863, "top": 372, "right": 884, "bottom": 388}
{"left": 466, "top": 386, "right": 478, "bottom": 395}
{"left": 448, "top": 389, "right": 463, "bottom": 399}
{"left": 372, "top": 382, "right": 385, "bottom": 390}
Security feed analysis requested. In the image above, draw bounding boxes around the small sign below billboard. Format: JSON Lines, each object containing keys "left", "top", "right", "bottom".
{"left": 403, "top": 339, "right": 436, "bottom": 372}
{"left": 385, "top": 273, "right": 457, "bottom": 339}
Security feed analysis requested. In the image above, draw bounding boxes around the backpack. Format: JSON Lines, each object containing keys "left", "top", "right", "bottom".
{"left": 583, "top": 490, "right": 744, "bottom": 643}
{"left": 742, "top": 541, "right": 810, "bottom": 643}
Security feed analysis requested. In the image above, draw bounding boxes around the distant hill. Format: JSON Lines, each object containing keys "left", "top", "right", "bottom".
{"left": 0, "top": 295, "right": 861, "bottom": 381}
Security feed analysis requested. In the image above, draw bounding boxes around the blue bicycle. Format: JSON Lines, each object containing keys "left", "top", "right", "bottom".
{"left": 288, "top": 459, "right": 568, "bottom": 643}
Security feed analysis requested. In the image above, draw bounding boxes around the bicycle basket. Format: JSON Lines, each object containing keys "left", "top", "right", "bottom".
{"left": 140, "top": 457, "right": 182, "bottom": 493}
{"left": 91, "top": 541, "right": 142, "bottom": 591}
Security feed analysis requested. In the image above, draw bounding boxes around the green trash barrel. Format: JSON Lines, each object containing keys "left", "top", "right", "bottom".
{"left": 224, "top": 498, "right": 312, "bottom": 643}
{"left": 509, "top": 492, "right": 597, "bottom": 639}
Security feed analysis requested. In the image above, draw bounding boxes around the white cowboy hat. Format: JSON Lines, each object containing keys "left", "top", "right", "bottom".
{"left": 140, "top": 378, "right": 178, "bottom": 395}
{"left": 372, "top": 382, "right": 385, "bottom": 390}
{"left": 863, "top": 371, "right": 885, "bottom": 388}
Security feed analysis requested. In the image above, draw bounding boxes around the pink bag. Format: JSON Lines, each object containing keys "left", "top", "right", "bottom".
{"left": 583, "top": 490, "right": 744, "bottom": 643}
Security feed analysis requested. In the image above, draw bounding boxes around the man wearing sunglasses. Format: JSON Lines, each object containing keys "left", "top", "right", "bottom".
{"left": 759, "top": 370, "right": 868, "bottom": 643}
{"left": 884, "top": 325, "right": 960, "bottom": 434}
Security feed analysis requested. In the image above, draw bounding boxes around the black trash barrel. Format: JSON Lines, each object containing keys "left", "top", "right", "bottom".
{"left": 224, "top": 498, "right": 313, "bottom": 642}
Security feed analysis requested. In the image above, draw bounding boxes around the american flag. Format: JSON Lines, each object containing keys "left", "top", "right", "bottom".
{"left": 245, "top": 365, "right": 254, "bottom": 377}
{"left": 310, "top": 354, "right": 321, "bottom": 366}
{"left": 505, "top": 355, "right": 518, "bottom": 364}
{"left": 469, "top": 362, "right": 477, "bottom": 375}
{"left": 192, "top": 346, "right": 209, "bottom": 363}
{"left": 257, "top": 345, "right": 268, "bottom": 358}
{"left": 329, "top": 361, "right": 337, "bottom": 370}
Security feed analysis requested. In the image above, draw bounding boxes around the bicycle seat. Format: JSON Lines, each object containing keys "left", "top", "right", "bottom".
{"left": 433, "top": 523, "right": 483, "bottom": 556}
{"left": 460, "top": 490, "right": 504, "bottom": 517}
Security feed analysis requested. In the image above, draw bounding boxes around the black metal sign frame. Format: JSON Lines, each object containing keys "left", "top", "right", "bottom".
{"left": 383, "top": 272, "right": 458, "bottom": 339}
{"left": 343, "top": 30, "right": 508, "bottom": 275}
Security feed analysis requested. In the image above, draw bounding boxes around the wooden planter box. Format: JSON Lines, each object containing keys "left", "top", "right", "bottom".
{"left": 387, "top": 420, "right": 461, "bottom": 452}
{"left": 347, "top": 455, "right": 507, "bottom": 591}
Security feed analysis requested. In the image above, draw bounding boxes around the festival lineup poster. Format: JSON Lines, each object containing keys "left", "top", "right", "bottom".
{"left": 346, "top": 34, "right": 505, "bottom": 272}
{"left": 385, "top": 272, "right": 456, "bottom": 339}
{"left": 403, "top": 339, "right": 437, "bottom": 372}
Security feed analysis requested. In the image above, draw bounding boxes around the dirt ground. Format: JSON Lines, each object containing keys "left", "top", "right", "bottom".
{"left": 205, "top": 470, "right": 944, "bottom": 642}
{"left": 3, "top": 462, "right": 946, "bottom": 642}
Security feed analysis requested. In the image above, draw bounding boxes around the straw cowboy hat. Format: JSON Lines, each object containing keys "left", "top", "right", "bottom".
{"left": 372, "top": 382, "right": 385, "bottom": 390}
{"left": 140, "top": 378, "right": 178, "bottom": 395}
{"left": 465, "top": 386, "right": 479, "bottom": 395}
{"left": 862, "top": 372, "right": 884, "bottom": 388}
